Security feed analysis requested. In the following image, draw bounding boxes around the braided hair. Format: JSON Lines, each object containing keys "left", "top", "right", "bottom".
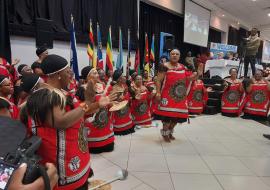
{"left": 26, "top": 88, "right": 66, "bottom": 127}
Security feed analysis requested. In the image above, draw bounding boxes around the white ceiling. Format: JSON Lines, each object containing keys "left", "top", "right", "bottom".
{"left": 208, "top": 0, "right": 270, "bottom": 27}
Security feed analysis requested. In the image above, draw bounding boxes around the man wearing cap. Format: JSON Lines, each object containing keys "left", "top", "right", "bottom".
{"left": 25, "top": 54, "right": 116, "bottom": 190}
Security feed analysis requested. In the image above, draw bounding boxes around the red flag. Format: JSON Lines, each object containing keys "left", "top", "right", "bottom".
{"left": 134, "top": 46, "right": 140, "bottom": 74}
{"left": 144, "top": 33, "right": 149, "bottom": 64}
{"left": 144, "top": 33, "right": 150, "bottom": 76}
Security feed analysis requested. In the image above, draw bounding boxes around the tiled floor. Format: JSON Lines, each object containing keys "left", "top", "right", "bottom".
{"left": 90, "top": 114, "right": 270, "bottom": 190}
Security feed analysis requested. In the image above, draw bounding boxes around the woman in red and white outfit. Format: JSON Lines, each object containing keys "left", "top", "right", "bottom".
{"left": 76, "top": 66, "right": 115, "bottom": 154}
{"left": 187, "top": 75, "right": 208, "bottom": 115}
{"left": 108, "top": 69, "right": 135, "bottom": 135}
{"left": 155, "top": 49, "right": 198, "bottom": 142}
{"left": 221, "top": 68, "right": 244, "bottom": 117}
{"left": 0, "top": 75, "right": 18, "bottom": 119}
{"left": 131, "top": 75, "right": 154, "bottom": 127}
{"left": 243, "top": 70, "right": 270, "bottom": 119}
{"left": 25, "top": 55, "right": 113, "bottom": 190}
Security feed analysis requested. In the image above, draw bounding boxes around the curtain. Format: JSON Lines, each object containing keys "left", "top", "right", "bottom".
{"left": 7, "top": 0, "right": 138, "bottom": 48}
{"left": 208, "top": 28, "right": 221, "bottom": 43}
{"left": 228, "top": 26, "right": 239, "bottom": 46}
{"left": 0, "top": 0, "right": 11, "bottom": 63}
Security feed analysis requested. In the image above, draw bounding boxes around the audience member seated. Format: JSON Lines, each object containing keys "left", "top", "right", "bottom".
{"left": 232, "top": 53, "right": 240, "bottom": 61}
{"left": 221, "top": 68, "right": 244, "bottom": 117}
{"left": 243, "top": 70, "right": 270, "bottom": 120}
{"left": 185, "top": 51, "right": 195, "bottom": 70}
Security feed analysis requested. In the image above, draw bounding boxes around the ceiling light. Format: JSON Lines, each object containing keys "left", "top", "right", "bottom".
{"left": 252, "top": 0, "right": 256, "bottom": 2}
{"left": 222, "top": 14, "right": 225, "bottom": 17}
{"left": 268, "top": 13, "right": 270, "bottom": 17}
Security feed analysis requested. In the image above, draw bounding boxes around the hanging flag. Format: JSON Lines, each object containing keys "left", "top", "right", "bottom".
{"left": 116, "top": 27, "right": 123, "bottom": 70}
{"left": 87, "top": 20, "right": 95, "bottom": 66}
{"left": 134, "top": 31, "right": 140, "bottom": 74}
{"left": 70, "top": 15, "right": 80, "bottom": 81}
{"left": 126, "top": 29, "right": 131, "bottom": 79}
{"left": 0, "top": 0, "right": 11, "bottom": 64}
{"left": 150, "top": 34, "right": 155, "bottom": 78}
{"left": 97, "top": 23, "right": 104, "bottom": 70}
{"left": 106, "top": 26, "right": 113, "bottom": 72}
{"left": 144, "top": 33, "right": 150, "bottom": 77}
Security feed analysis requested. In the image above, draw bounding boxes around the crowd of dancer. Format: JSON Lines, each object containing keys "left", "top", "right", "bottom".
{"left": 0, "top": 47, "right": 270, "bottom": 189}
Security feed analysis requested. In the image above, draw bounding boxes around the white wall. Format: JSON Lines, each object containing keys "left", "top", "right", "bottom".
{"left": 10, "top": 36, "right": 134, "bottom": 74}
{"left": 143, "top": 0, "right": 184, "bottom": 15}
{"left": 210, "top": 15, "right": 231, "bottom": 44}
{"left": 257, "top": 26, "right": 270, "bottom": 41}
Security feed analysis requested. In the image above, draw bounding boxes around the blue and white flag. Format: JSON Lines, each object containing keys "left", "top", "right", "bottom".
{"left": 70, "top": 15, "right": 80, "bottom": 81}
{"left": 116, "top": 27, "right": 123, "bottom": 70}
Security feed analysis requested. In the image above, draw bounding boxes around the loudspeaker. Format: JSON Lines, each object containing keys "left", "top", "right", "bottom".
{"left": 36, "top": 18, "right": 54, "bottom": 49}
{"left": 164, "top": 35, "right": 175, "bottom": 51}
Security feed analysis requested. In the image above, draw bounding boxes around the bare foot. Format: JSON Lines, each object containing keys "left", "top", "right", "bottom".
{"left": 163, "top": 135, "right": 171, "bottom": 143}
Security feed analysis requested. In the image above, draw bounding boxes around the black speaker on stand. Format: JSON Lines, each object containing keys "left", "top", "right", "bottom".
{"left": 164, "top": 35, "right": 175, "bottom": 52}
{"left": 35, "top": 18, "right": 54, "bottom": 49}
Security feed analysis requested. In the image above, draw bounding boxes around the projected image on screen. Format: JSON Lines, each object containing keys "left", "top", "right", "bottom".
{"left": 184, "top": 0, "right": 211, "bottom": 47}
{"left": 262, "top": 40, "right": 270, "bottom": 64}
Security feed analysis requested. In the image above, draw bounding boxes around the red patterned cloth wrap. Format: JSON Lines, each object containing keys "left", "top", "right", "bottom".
{"left": 221, "top": 82, "right": 243, "bottom": 115}
{"left": 131, "top": 89, "right": 152, "bottom": 126}
{"left": 112, "top": 90, "right": 134, "bottom": 135}
{"left": 244, "top": 82, "right": 269, "bottom": 117}
{"left": 187, "top": 80, "right": 208, "bottom": 114}
{"left": 154, "top": 64, "right": 191, "bottom": 120}
{"left": 27, "top": 91, "right": 90, "bottom": 190}
{"left": 84, "top": 94, "right": 114, "bottom": 149}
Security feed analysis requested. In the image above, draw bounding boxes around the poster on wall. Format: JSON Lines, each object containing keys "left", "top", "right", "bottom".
{"left": 262, "top": 40, "right": 270, "bottom": 64}
{"left": 210, "top": 42, "right": 238, "bottom": 59}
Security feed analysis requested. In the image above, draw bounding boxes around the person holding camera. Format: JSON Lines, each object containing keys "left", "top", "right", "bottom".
{"left": 0, "top": 115, "right": 58, "bottom": 190}
{"left": 8, "top": 163, "right": 58, "bottom": 190}
{"left": 244, "top": 28, "right": 261, "bottom": 78}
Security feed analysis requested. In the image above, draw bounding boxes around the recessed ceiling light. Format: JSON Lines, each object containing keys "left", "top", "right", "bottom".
{"left": 268, "top": 13, "right": 270, "bottom": 17}
{"left": 222, "top": 14, "right": 225, "bottom": 17}
{"left": 252, "top": 0, "right": 256, "bottom": 2}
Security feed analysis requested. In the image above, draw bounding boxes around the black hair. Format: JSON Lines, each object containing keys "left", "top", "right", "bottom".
{"left": 31, "top": 62, "right": 41, "bottom": 70}
{"left": 242, "top": 78, "right": 252, "bottom": 92}
{"left": 26, "top": 88, "right": 66, "bottom": 127}
{"left": 0, "top": 98, "right": 10, "bottom": 109}
{"left": 17, "top": 64, "right": 28, "bottom": 75}
{"left": 229, "top": 68, "right": 238, "bottom": 74}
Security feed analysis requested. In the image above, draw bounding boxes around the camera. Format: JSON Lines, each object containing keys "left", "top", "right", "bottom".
{"left": 0, "top": 116, "right": 43, "bottom": 190}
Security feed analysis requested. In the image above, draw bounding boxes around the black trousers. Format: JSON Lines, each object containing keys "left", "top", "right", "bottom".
{"left": 244, "top": 55, "right": 257, "bottom": 77}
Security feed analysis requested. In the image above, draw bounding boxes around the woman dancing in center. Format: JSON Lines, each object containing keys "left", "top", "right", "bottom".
{"left": 155, "top": 49, "right": 199, "bottom": 142}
